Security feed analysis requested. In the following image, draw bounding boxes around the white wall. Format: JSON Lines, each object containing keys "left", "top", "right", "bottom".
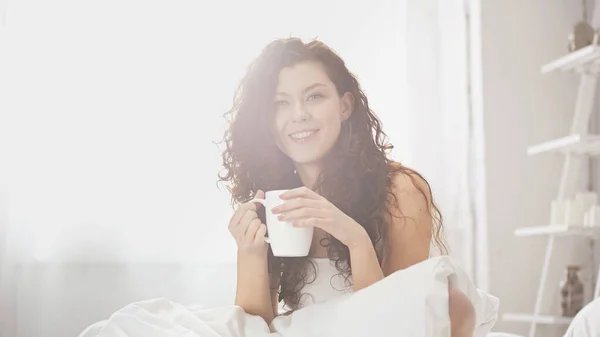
{"left": 478, "top": 0, "right": 599, "bottom": 336}
{"left": 0, "top": 1, "right": 413, "bottom": 337}
{"left": 405, "top": 0, "right": 475, "bottom": 279}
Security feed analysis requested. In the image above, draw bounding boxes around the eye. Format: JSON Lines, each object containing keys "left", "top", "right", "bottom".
{"left": 275, "top": 100, "right": 289, "bottom": 106}
{"left": 307, "top": 93, "right": 324, "bottom": 101}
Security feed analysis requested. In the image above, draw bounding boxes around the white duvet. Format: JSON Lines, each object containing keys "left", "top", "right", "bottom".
{"left": 79, "top": 256, "right": 499, "bottom": 337}
{"left": 563, "top": 297, "right": 600, "bottom": 337}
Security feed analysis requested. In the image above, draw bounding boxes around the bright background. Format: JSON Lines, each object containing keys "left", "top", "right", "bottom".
{"left": 0, "top": 1, "right": 481, "bottom": 336}
{"left": 0, "top": 0, "right": 410, "bottom": 265}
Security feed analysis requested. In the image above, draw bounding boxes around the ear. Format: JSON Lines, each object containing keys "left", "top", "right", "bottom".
{"left": 340, "top": 92, "right": 355, "bottom": 121}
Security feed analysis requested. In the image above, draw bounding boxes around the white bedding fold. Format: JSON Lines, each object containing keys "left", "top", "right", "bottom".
{"left": 80, "top": 256, "right": 499, "bottom": 337}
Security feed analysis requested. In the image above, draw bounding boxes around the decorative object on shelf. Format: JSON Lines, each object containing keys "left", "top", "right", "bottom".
{"left": 568, "top": 0, "right": 598, "bottom": 52}
{"left": 580, "top": 192, "right": 600, "bottom": 227}
{"left": 565, "top": 199, "right": 585, "bottom": 226}
{"left": 549, "top": 192, "right": 598, "bottom": 227}
{"left": 560, "top": 265, "right": 585, "bottom": 317}
{"left": 568, "top": 23, "right": 597, "bottom": 52}
{"left": 584, "top": 205, "right": 600, "bottom": 227}
{"left": 550, "top": 200, "right": 567, "bottom": 225}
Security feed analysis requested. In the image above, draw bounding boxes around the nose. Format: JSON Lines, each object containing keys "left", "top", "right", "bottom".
{"left": 291, "top": 101, "right": 310, "bottom": 122}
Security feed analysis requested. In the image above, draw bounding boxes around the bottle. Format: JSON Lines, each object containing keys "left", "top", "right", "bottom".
{"left": 568, "top": 21, "right": 595, "bottom": 52}
{"left": 560, "top": 265, "right": 585, "bottom": 317}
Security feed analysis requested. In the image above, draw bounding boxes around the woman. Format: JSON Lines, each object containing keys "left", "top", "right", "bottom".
{"left": 219, "top": 38, "right": 475, "bottom": 336}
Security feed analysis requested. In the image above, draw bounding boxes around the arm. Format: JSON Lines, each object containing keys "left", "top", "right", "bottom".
{"left": 347, "top": 233, "right": 384, "bottom": 291}
{"left": 234, "top": 251, "right": 276, "bottom": 323}
{"left": 382, "top": 172, "right": 475, "bottom": 337}
{"left": 270, "top": 180, "right": 429, "bottom": 291}
{"left": 229, "top": 191, "right": 278, "bottom": 324}
{"left": 381, "top": 172, "right": 432, "bottom": 275}
{"left": 348, "top": 172, "right": 432, "bottom": 290}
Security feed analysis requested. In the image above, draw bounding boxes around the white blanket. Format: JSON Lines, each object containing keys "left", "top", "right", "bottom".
{"left": 79, "top": 256, "right": 499, "bottom": 337}
{"left": 563, "top": 297, "right": 600, "bottom": 337}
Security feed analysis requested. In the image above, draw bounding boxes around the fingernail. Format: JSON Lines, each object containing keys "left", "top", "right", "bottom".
{"left": 271, "top": 206, "right": 279, "bottom": 213}
{"left": 277, "top": 215, "right": 285, "bottom": 221}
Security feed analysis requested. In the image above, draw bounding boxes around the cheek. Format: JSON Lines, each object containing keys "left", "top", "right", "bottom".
{"left": 321, "top": 103, "right": 344, "bottom": 132}
{"left": 271, "top": 115, "right": 286, "bottom": 148}
{"left": 328, "top": 120, "right": 343, "bottom": 140}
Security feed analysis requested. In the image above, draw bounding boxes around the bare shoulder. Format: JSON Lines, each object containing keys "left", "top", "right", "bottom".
{"left": 382, "top": 163, "right": 434, "bottom": 274}
{"left": 388, "top": 164, "right": 433, "bottom": 212}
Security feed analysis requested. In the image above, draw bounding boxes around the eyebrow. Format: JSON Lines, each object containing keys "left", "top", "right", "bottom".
{"left": 276, "top": 83, "right": 327, "bottom": 97}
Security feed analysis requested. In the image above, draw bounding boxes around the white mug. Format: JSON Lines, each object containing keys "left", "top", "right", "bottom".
{"left": 252, "top": 189, "right": 314, "bottom": 257}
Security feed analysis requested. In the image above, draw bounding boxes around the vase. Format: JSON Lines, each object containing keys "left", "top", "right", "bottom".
{"left": 560, "top": 265, "right": 585, "bottom": 317}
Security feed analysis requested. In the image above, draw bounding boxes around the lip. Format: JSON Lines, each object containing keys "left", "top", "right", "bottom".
{"left": 288, "top": 129, "right": 320, "bottom": 142}
{"left": 288, "top": 129, "right": 319, "bottom": 137}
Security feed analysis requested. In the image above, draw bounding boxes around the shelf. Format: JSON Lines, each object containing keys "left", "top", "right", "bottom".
{"left": 541, "top": 44, "right": 600, "bottom": 74}
{"left": 502, "top": 313, "right": 573, "bottom": 325}
{"left": 527, "top": 134, "right": 600, "bottom": 156}
{"left": 514, "top": 225, "right": 600, "bottom": 237}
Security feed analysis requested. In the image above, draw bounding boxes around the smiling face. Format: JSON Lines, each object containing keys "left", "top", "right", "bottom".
{"left": 271, "top": 61, "right": 354, "bottom": 166}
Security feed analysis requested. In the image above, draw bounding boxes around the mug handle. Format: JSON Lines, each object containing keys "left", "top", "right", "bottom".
{"left": 250, "top": 198, "right": 270, "bottom": 243}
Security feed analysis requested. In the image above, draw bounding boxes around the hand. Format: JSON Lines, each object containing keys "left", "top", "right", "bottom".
{"left": 271, "top": 187, "right": 370, "bottom": 250}
{"left": 228, "top": 190, "right": 268, "bottom": 256}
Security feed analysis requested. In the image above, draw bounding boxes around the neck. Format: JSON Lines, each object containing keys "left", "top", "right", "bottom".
{"left": 294, "top": 163, "right": 321, "bottom": 189}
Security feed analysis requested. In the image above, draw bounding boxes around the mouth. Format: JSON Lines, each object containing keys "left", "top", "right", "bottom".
{"left": 288, "top": 129, "right": 320, "bottom": 143}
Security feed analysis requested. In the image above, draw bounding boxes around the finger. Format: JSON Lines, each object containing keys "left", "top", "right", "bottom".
{"left": 230, "top": 210, "right": 258, "bottom": 238}
{"left": 278, "top": 207, "right": 325, "bottom": 222}
{"left": 229, "top": 203, "right": 257, "bottom": 230}
{"left": 292, "top": 217, "right": 332, "bottom": 230}
{"left": 248, "top": 189, "right": 266, "bottom": 208}
{"left": 254, "top": 223, "right": 267, "bottom": 244}
{"left": 234, "top": 216, "right": 258, "bottom": 240}
{"left": 271, "top": 197, "right": 322, "bottom": 214}
{"left": 280, "top": 186, "right": 321, "bottom": 200}
{"left": 229, "top": 208, "right": 245, "bottom": 233}
{"left": 292, "top": 217, "right": 319, "bottom": 228}
{"left": 239, "top": 209, "right": 258, "bottom": 229}
{"left": 255, "top": 190, "right": 265, "bottom": 200}
{"left": 229, "top": 207, "right": 253, "bottom": 233}
{"left": 245, "top": 218, "right": 262, "bottom": 241}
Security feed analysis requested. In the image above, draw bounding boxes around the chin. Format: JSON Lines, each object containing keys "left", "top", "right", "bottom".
{"left": 286, "top": 149, "right": 328, "bottom": 166}
{"left": 289, "top": 154, "right": 323, "bottom": 165}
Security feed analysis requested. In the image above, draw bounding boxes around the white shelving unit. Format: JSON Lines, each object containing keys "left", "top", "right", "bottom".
{"left": 502, "top": 313, "right": 573, "bottom": 325}
{"left": 541, "top": 44, "right": 600, "bottom": 74}
{"left": 514, "top": 225, "right": 600, "bottom": 237}
{"left": 502, "top": 14, "right": 600, "bottom": 336}
{"left": 527, "top": 134, "right": 600, "bottom": 156}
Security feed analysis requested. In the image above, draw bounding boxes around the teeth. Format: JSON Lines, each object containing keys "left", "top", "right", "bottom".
{"left": 290, "top": 130, "right": 316, "bottom": 139}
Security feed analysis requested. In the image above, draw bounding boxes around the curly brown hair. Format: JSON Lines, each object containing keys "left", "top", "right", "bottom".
{"left": 218, "top": 37, "right": 447, "bottom": 311}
